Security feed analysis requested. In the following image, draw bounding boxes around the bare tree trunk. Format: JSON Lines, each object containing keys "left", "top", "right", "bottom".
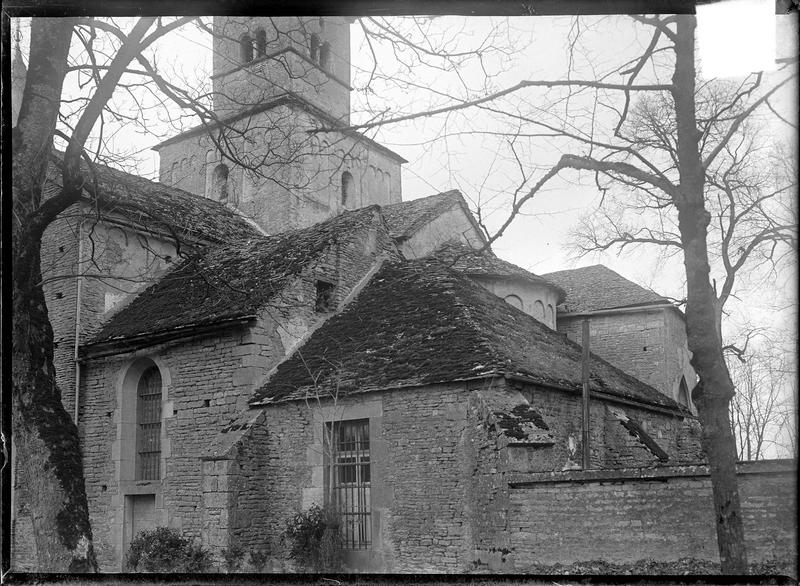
{"left": 672, "top": 15, "right": 747, "bottom": 574}
{"left": 12, "top": 18, "right": 97, "bottom": 572}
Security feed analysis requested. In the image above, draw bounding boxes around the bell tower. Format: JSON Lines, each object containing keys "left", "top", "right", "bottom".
{"left": 154, "top": 16, "right": 405, "bottom": 235}
{"left": 210, "top": 17, "right": 352, "bottom": 122}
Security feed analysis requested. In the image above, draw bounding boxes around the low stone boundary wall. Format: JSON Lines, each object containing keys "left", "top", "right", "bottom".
{"left": 507, "top": 459, "right": 796, "bottom": 568}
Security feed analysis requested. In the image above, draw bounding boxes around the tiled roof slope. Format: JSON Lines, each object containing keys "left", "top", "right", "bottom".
{"left": 381, "top": 190, "right": 473, "bottom": 241}
{"left": 251, "top": 259, "right": 684, "bottom": 412}
{"left": 430, "top": 242, "right": 566, "bottom": 301}
{"left": 542, "top": 264, "right": 670, "bottom": 314}
{"left": 91, "top": 207, "right": 386, "bottom": 343}
{"left": 47, "top": 155, "right": 260, "bottom": 244}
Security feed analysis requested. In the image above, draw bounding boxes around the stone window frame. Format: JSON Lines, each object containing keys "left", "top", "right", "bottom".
{"left": 116, "top": 357, "right": 171, "bottom": 484}
{"left": 136, "top": 365, "right": 162, "bottom": 480}
{"left": 211, "top": 163, "right": 230, "bottom": 202}
{"left": 112, "top": 356, "right": 172, "bottom": 567}
{"left": 341, "top": 171, "right": 354, "bottom": 207}
{"left": 324, "top": 418, "right": 372, "bottom": 550}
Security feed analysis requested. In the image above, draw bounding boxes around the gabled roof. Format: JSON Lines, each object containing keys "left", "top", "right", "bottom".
{"left": 429, "top": 241, "right": 566, "bottom": 302}
{"left": 89, "top": 206, "right": 386, "bottom": 344}
{"left": 47, "top": 154, "right": 260, "bottom": 245}
{"left": 381, "top": 190, "right": 483, "bottom": 243}
{"left": 251, "top": 258, "right": 684, "bottom": 412}
{"left": 542, "top": 264, "right": 670, "bottom": 314}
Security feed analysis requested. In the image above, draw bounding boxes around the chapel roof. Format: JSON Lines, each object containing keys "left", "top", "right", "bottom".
{"left": 47, "top": 153, "right": 260, "bottom": 245}
{"left": 429, "top": 241, "right": 566, "bottom": 302}
{"left": 380, "top": 189, "right": 480, "bottom": 242}
{"left": 251, "top": 258, "right": 685, "bottom": 413}
{"left": 542, "top": 264, "right": 671, "bottom": 314}
{"left": 90, "top": 206, "right": 386, "bottom": 344}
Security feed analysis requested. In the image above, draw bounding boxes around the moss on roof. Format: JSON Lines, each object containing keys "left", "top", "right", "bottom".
{"left": 429, "top": 241, "right": 566, "bottom": 302}
{"left": 47, "top": 154, "right": 260, "bottom": 244}
{"left": 91, "top": 207, "right": 385, "bottom": 343}
{"left": 251, "top": 258, "right": 684, "bottom": 412}
{"left": 542, "top": 264, "right": 670, "bottom": 314}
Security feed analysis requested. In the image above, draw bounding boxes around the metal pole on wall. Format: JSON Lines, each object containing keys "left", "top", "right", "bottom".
{"left": 582, "top": 319, "right": 591, "bottom": 470}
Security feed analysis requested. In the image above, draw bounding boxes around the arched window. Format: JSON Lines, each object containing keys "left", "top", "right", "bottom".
{"left": 547, "top": 304, "right": 555, "bottom": 325}
{"left": 678, "top": 376, "right": 691, "bottom": 406}
{"left": 504, "top": 294, "right": 523, "bottom": 311}
{"left": 341, "top": 171, "right": 354, "bottom": 206}
{"left": 255, "top": 29, "right": 267, "bottom": 57}
{"left": 319, "top": 42, "right": 331, "bottom": 71}
{"left": 212, "top": 164, "right": 229, "bottom": 202}
{"left": 533, "top": 300, "right": 545, "bottom": 320}
{"left": 240, "top": 33, "right": 254, "bottom": 63}
{"left": 136, "top": 366, "right": 162, "bottom": 480}
{"left": 309, "top": 33, "right": 320, "bottom": 63}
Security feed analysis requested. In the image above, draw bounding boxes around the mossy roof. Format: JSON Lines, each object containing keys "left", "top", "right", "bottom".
{"left": 543, "top": 264, "right": 670, "bottom": 314}
{"left": 47, "top": 154, "right": 260, "bottom": 244}
{"left": 91, "top": 207, "right": 385, "bottom": 343}
{"left": 251, "top": 258, "right": 684, "bottom": 412}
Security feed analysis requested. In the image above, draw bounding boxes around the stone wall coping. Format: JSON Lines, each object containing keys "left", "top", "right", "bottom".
{"left": 508, "top": 459, "right": 796, "bottom": 487}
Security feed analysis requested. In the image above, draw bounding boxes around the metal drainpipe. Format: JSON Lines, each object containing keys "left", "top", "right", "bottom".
{"left": 73, "top": 219, "right": 85, "bottom": 425}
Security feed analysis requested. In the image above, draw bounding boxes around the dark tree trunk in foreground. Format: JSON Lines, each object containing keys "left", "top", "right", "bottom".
{"left": 671, "top": 15, "right": 747, "bottom": 573}
{"left": 12, "top": 18, "right": 97, "bottom": 572}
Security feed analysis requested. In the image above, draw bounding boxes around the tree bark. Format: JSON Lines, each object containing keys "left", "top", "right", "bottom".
{"left": 12, "top": 18, "right": 98, "bottom": 572}
{"left": 671, "top": 15, "right": 748, "bottom": 574}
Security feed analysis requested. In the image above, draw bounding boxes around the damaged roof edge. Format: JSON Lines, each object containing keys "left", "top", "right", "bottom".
{"left": 503, "top": 374, "right": 690, "bottom": 417}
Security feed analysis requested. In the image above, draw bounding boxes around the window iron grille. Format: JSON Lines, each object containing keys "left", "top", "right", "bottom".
{"left": 325, "top": 419, "right": 371, "bottom": 549}
{"left": 137, "top": 366, "right": 162, "bottom": 480}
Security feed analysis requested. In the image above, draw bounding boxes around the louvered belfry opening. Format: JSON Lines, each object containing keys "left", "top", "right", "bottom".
{"left": 136, "top": 365, "right": 162, "bottom": 480}
{"left": 326, "top": 419, "right": 371, "bottom": 549}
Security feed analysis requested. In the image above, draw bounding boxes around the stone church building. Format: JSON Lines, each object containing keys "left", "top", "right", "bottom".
{"left": 13, "top": 16, "right": 795, "bottom": 573}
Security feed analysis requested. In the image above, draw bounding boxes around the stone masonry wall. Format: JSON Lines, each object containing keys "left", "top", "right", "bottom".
{"left": 40, "top": 211, "right": 81, "bottom": 416}
{"left": 157, "top": 104, "right": 402, "bottom": 236}
{"left": 518, "top": 382, "right": 703, "bottom": 470}
{"left": 227, "top": 383, "right": 477, "bottom": 573}
{"left": 71, "top": 215, "right": 394, "bottom": 570}
{"left": 78, "top": 322, "right": 266, "bottom": 570}
{"left": 507, "top": 460, "right": 796, "bottom": 569}
{"left": 558, "top": 308, "right": 696, "bottom": 404}
{"left": 222, "top": 379, "right": 705, "bottom": 573}
{"left": 558, "top": 309, "right": 669, "bottom": 395}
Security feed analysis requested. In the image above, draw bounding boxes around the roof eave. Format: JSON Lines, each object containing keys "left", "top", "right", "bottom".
{"left": 81, "top": 316, "right": 257, "bottom": 360}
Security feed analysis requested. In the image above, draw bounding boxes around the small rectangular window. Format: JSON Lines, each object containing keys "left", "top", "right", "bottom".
{"left": 325, "top": 419, "right": 371, "bottom": 549}
{"left": 315, "top": 280, "right": 335, "bottom": 312}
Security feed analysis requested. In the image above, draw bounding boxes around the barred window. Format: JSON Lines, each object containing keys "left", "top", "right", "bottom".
{"left": 325, "top": 419, "right": 371, "bottom": 549}
{"left": 136, "top": 366, "right": 162, "bottom": 480}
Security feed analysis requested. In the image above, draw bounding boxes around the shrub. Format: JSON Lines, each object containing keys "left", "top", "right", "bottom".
{"left": 283, "top": 504, "right": 344, "bottom": 572}
{"left": 221, "top": 543, "right": 245, "bottom": 573}
{"left": 125, "top": 527, "right": 213, "bottom": 573}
